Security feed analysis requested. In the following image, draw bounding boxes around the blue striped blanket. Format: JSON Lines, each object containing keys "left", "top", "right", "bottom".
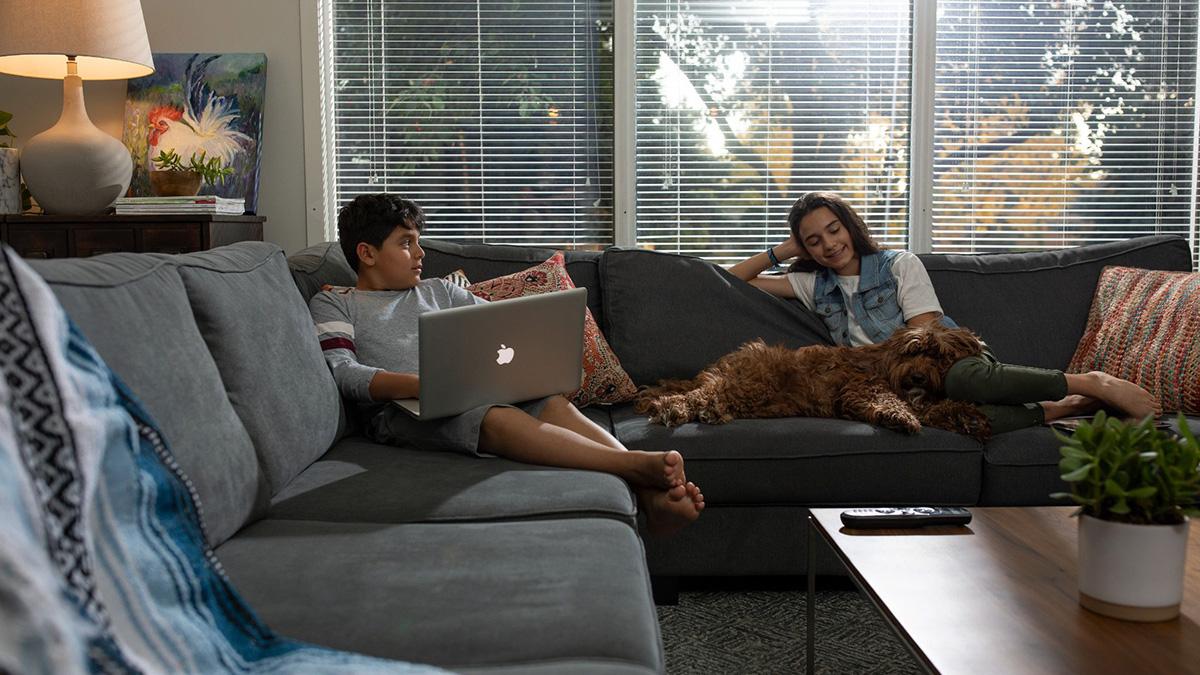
{"left": 0, "top": 246, "right": 445, "bottom": 674}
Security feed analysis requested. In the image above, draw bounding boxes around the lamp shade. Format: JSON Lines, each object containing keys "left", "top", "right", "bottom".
{"left": 0, "top": 0, "right": 153, "bottom": 80}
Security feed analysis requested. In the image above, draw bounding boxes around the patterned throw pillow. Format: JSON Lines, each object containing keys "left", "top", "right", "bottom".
{"left": 467, "top": 252, "right": 638, "bottom": 407}
{"left": 1068, "top": 266, "right": 1200, "bottom": 413}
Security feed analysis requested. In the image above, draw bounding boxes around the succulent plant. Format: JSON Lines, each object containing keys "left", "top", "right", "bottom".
{"left": 1052, "top": 411, "right": 1200, "bottom": 525}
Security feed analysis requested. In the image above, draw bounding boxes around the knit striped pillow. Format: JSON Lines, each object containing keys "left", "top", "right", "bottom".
{"left": 1068, "top": 266, "right": 1200, "bottom": 413}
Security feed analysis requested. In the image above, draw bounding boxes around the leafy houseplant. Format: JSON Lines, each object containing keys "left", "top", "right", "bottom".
{"left": 149, "top": 149, "right": 234, "bottom": 196}
{"left": 1052, "top": 411, "right": 1200, "bottom": 621}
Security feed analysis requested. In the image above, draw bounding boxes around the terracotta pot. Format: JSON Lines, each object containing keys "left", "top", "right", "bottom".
{"left": 149, "top": 170, "right": 202, "bottom": 197}
{"left": 1077, "top": 514, "right": 1190, "bottom": 621}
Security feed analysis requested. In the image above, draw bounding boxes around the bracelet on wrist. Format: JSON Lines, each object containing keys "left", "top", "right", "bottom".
{"left": 766, "top": 246, "right": 782, "bottom": 267}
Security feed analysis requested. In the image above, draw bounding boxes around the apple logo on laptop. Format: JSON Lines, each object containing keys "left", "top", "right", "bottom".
{"left": 496, "top": 344, "right": 515, "bottom": 365}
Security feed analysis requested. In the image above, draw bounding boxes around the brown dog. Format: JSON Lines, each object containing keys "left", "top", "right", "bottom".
{"left": 634, "top": 324, "right": 992, "bottom": 440}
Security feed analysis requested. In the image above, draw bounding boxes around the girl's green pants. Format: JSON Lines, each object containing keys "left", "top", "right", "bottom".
{"left": 944, "top": 350, "right": 1069, "bottom": 434}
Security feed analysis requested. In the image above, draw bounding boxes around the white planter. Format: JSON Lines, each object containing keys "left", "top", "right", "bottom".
{"left": 0, "top": 147, "right": 20, "bottom": 214}
{"left": 1077, "top": 514, "right": 1190, "bottom": 621}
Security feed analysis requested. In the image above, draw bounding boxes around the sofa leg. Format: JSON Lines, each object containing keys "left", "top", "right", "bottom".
{"left": 651, "top": 575, "right": 680, "bottom": 605}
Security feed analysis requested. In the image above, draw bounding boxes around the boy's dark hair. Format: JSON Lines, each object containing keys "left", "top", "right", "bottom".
{"left": 785, "top": 191, "right": 881, "bottom": 273}
{"left": 337, "top": 194, "right": 425, "bottom": 272}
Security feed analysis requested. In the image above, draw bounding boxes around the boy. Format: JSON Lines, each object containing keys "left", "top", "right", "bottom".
{"left": 309, "top": 194, "right": 704, "bottom": 534}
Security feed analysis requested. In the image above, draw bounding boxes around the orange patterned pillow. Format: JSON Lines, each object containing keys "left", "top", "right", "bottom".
{"left": 1068, "top": 266, "right": 1200, "bottom": 413}
{"left": 467, "top": 252, "right": 638, "bottom": 407}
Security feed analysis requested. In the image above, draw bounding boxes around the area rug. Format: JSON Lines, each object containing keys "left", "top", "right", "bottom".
{"left": 658, "top": 590, "right": 921, "bottom": 675}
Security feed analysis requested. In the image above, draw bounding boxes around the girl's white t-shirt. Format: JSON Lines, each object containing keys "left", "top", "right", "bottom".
{"left": 785, "top": 250, "right": 944, "bottom": 346}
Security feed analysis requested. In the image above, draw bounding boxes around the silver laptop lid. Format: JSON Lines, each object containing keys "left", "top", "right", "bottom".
{"left": 413, "top": 287, "right": 586, "bottom": 419}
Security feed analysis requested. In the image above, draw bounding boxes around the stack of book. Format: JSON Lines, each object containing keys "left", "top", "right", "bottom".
{"left": 114, "top": 196, "right": 246, "bottom": 215}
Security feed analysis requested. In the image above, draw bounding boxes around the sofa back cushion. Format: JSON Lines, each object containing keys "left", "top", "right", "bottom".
{"left": 921, "top": 235, "right": 1193, "bottom": 370}
{"left": 599, "top": 248, "right": 832, "bottom": 385}
{"left": 175, "top": 243, "right": 347, "bottom": 493}
{"left": 287, "top": 240, "right": 607, "bottom": 323}
{"left": 28, "top": 254, "right": 265, "bottom": 546}
{"left": 287, "top": 240, "right": 356, "bottom": 302}
{"left": 419, "top": 239, "right": 606, "bottom": 325}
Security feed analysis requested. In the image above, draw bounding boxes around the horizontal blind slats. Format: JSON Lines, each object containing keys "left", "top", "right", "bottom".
{"left": 634, "top": 0, "right": 913, "bottom": 260}
{"left": 329, "top": 0, "right": 614, "bottom": 246}
{"left": 930, "top": 0, "right": 1198, "bottom": 261}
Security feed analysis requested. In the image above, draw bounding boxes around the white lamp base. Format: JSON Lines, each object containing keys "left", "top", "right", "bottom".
{"left": 19, "top": 74, "right": 131, "bottom": 216}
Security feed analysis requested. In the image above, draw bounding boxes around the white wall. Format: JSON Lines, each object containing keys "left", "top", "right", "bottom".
{"left": 0, "top": 0, "right": 317, "bottom": 253}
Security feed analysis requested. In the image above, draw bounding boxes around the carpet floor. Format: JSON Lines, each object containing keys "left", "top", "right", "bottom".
{"left": 657, "top": 587, "right": 922, "bottom": 674}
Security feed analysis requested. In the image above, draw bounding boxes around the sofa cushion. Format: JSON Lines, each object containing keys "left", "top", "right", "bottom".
{"left": 27, "top": 253, "right": 264, "bottom": 546}
{"left": 216, "top": 518, "right": 663, "bottom": 672}
{"left": 174, "top": 242, "right": 347, "bottom": 493}
{"left": 420, "top": 238, "right": 606, "bottom": 324}
{"left": 1068, "top": 266, "right": 1200, "bottom": 413}
{"left": 287, "top": 239, "right": 608, "bottom": 324}
{"left": 610, "top": 406, "right": 982, "bottom": 505}
{"left": 269, "top": 436, "right": 636, "bottom": 525}
{"left": 287, "top": 240, "right": 356, "bottom": 302}
{"left": 978, "top": 415, "right": 1200, "bottom": 505}
{"left": 599, "top": 248, "right": 832, "bottom": 386}
{"left": 921, "top": 235, "right": 1193, "bottom": 370}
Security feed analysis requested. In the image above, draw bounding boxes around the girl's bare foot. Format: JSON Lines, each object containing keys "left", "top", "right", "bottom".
{"left": 623, "top": 450, "right": 686, "bottom": 491}
{"left": 1081, "top": 371, "right": 1160, "bottom": 419}
{"left": 641, "top": 481, "right": 705, "bottom": 536}
{"left": 1041, "top": 394, "right": 1102, "bottom": 422}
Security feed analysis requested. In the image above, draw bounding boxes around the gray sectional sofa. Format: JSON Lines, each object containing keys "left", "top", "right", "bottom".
{"left": 30, "top": 244, "right": 663, "bottom": 674}
{"left": 28, "top": 233, "right": 1195, "bottom": 671}
{"left": 288, "top": 233, "right": 1198, "bottom": 580}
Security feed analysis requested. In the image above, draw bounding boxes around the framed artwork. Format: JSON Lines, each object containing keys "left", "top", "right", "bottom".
{"left": 123, "top": 53, "right": 267, "bottom": 213}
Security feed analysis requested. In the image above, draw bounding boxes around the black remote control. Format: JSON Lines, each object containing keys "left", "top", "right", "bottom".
{"left": 840, "top": 507, "right": 972, "bottom": 529}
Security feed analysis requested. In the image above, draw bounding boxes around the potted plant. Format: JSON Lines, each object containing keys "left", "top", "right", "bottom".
{"left": 1052, "top": 411, "right": 1200, "bottom": 621}
{"left": 0, "top": 109, "right": 25, "bottom": 213}
{"left": 149, "top": 149, "right": 234, "bottom": 197}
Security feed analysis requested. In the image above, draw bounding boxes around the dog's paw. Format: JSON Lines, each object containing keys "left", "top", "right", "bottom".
{"left": 697, "top": 407, "right": 733, "bottom": 425}
{"left": 957, "top": 411, "right": 991, "bottom": 441}
{"left": 878, "top": 410, "right": 922, "bottom": 434}
{"left": 645, "top": 396, "right": 695, "bottom": 427}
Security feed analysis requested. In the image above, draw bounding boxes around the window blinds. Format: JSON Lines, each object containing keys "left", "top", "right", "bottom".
{"left": 932, "top": 0, "right": 1199, "bottom": 257}
{"left": 633, "top": 1, "right": 912, "bottom": 265}
{"left": 328, "top": 0, "right": 614, "bottom": 247}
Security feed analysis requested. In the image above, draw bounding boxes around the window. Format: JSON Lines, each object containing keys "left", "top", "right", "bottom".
{"left": 634, "top": 1, "right": 913, "bottom": 264}
{"left": 327, "top": 0, "right": 613, "bottom": 247}
{"left": 322, "top": 1, "right": 1198, "bottom": 264}
{"left": 932, "top": 0, "right": 1199, "bottom": 254}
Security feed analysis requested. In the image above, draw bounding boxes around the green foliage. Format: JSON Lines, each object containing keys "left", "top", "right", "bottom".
{"left": 1051, "top": 411, "right": 1200, "bottom": 525}
{"left": 151, "top": 149, "right": 233, "bottom": 184}
{"left": 0, "top": 109, "right": 15, "bottom": 147}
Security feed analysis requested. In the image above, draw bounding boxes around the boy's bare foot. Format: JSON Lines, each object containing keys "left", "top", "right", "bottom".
{"left": 641, "top": 481, "right": 705, "bottom": 536}
{"left": 1079, "top": 371, "right": 1160, "bottom": 419}
{"left": 623, "top": 450, "right": 687, "bottom": 491}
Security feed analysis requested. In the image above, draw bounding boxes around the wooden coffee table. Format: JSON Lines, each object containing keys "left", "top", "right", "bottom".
{"left": 806, "top": 507, "right": 1200, "bottom": 674}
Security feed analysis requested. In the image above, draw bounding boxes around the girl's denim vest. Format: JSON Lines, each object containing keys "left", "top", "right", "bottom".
{"left": 812, "top": 249, "right": 956, "bottom": 346}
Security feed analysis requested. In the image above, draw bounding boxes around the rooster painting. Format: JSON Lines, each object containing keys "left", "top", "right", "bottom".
{"left": 147, "top": 55, "right": 253, "bottom": 175}
{"left": 123, "top": 53, "right": 267, "bottom": 211}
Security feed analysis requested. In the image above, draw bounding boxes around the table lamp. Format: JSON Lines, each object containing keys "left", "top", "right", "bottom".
{"left": 0, "top": 0, "right": 153, "bottom": 215}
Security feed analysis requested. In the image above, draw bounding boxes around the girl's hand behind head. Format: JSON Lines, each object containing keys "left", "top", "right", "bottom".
{"left": 778, "top": 236, "right": 808, "bottom": 261}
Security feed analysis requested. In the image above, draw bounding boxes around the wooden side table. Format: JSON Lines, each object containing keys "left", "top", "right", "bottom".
{"left": 0, "top": 213, "right": 265, "bottom": 258}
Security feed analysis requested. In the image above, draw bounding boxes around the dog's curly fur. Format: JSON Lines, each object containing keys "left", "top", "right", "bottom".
{"left": 634, "top": 324, "right": 992, "bottom": 440}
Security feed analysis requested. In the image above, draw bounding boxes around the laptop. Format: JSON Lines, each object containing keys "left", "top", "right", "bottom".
{"left": 393, "top": 287, "right": 587, "bottom": 419}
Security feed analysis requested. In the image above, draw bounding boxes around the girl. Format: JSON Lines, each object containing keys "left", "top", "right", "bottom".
{"left": 728, "top": 191, "right": 1159, "bottom": 434}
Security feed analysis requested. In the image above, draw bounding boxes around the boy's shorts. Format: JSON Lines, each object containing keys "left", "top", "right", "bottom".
{"left": 365, "top": 395, "right": 555, "bottom": 456}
